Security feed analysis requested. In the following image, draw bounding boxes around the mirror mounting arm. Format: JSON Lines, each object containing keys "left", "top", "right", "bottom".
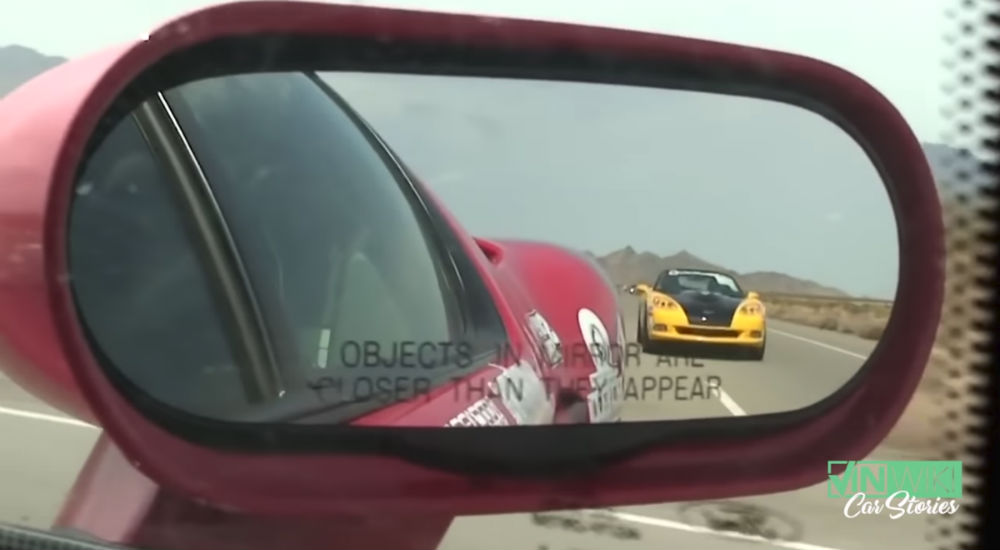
{"left": 55, "top": 435, "right": 454, "bottom": 550}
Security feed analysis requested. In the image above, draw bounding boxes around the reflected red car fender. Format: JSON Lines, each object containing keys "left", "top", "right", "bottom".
{"left": 404, "top": 181, "right": 624, "bottom": 423}
{"left": 484, "top": 239, "right": 625, "bottom": 420}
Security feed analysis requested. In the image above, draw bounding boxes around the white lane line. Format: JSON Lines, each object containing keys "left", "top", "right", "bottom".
{"left": 601, "top": 510, "right": 843, "bottom": 550}
{"left": 717, "top": 388, "right": 747, "bottom": 416}
{"left": 633, "top": 349, "right": 747, "bottom": 417}
{"left": 769, "top": 329, "right": 868, "bottom": 360}
{"left": 0, "top": 405, "right": 99, "bottom": 429}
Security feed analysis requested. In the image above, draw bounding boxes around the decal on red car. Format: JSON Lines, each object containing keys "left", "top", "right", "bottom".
{"left": 525, "top": 310, "right": 563, "bottom": 367}
{"left": 577, "top": 308, "right": 624, "bottom": 422}
{"left": 490, "top": 359, "right": 553, "bottom": 425}
{"left": 446, "top": 398, "right": 510, "bottom": 427}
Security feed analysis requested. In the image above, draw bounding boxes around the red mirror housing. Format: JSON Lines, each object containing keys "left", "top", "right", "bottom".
{"left": 0, "top": 2, "right": 943, "bottom": 549}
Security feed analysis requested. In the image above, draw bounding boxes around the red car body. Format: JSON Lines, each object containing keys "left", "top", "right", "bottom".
{"left": 0, "top": 2, "right": 943, "bottom": 550}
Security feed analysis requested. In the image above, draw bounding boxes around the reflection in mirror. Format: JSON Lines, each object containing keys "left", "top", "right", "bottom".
{"left": 67, "top": 71, "right": 897, "bottom": 427}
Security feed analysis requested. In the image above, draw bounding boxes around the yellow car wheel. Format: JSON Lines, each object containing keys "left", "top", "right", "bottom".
{"left": 636, "top": 305, "right": 650, "bottom": 352}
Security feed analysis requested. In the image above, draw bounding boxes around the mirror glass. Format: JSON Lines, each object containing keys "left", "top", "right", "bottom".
{"left": 67, "top": 70, "right": 897, "bottom": 427}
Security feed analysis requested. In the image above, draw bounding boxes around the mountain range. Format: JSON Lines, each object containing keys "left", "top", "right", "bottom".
{"left": 0, "top": 45, "right": 66, "bottom": 97}
{"left": 586, "top": 247, "right": 851, "bottom": 297}
{"left": 2, "top": 44, "right": 983, "bottom": 300}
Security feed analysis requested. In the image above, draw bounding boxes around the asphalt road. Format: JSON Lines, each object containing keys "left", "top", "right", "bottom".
{"left": 614, "top": 314, "right": 871, "bottom": 421}
{"left": 0, "top": 319, "right": 935, "bottom": 550}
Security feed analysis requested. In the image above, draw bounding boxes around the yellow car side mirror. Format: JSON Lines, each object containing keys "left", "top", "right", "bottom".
{"left": 746, "top": 291, "right": 760, "bottom": 300}
{"left": 635, "top": 283, "right": 652, "bottom": 296}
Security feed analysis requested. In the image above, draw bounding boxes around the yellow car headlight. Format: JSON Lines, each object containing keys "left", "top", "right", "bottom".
{"left": 652, "top": 296, "right": 679, "bottom": 310}
{"left": 739, "top": 302, "right": 765, "bottom": 316}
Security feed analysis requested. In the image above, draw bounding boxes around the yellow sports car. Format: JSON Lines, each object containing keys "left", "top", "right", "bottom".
{"left": 634, "top": 269, "right": 766, "bottom": 360}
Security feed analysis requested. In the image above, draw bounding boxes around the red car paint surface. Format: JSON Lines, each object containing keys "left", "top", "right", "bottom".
{"left": 0, "top": 2, "right": 943, "bottom": 550}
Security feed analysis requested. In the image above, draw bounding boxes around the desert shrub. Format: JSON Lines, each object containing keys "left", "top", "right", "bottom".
{"left": 818, "top": 316, "right": 840, "bottom": 331}
{"left": 854, "top": 318, "right": 887, "bottom": 340}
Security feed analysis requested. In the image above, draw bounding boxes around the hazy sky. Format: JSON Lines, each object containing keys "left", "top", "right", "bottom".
{"left": 325, "top": 73, "right": 898, "bottom": 298}
{"left": 1, "top": 0, "right": 973, "bottom": 298}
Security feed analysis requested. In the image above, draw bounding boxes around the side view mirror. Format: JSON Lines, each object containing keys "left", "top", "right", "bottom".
{"left": 0, "top": 3, "right": 944, "bottom": 549}
{"left": 747, "top": 291, "right": 761, "bottom": 300}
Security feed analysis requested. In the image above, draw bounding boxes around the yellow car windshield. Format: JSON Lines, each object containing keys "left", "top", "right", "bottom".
{"left": 655, "top": 270, "right": 745, "bottom": 299}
